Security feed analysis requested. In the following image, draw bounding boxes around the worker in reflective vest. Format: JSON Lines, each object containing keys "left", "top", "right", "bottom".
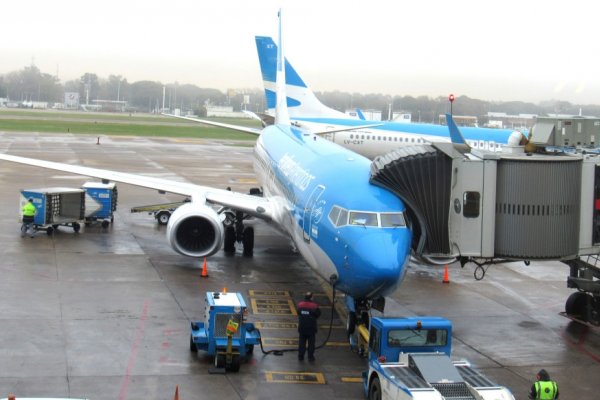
{"left": 528, "top": 369, "right": 559, "bottom": 399}
{"left": 21, "top": 198, "right": 37, "bottom": 238}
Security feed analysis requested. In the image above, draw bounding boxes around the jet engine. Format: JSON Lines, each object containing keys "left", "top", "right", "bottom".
{"left": 166, "top": 202, "right": 224, "bottom": 257}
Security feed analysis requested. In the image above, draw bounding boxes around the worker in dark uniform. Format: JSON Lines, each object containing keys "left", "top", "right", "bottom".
{"left": 297, "top": 291, "right": 321, "bottom": 361}
{"left": 21, "top": 197, "right": 37, "bottom": 238}
{"left": 528, "top": 369, "right": 559, "bottom": 399}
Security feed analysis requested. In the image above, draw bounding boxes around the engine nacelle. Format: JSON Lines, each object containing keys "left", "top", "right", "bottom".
{"left": 166, "top": 202, "right": 224, "bottom": 257}
{"left": 508, "top": 130, "right": 527, "bottom": 146}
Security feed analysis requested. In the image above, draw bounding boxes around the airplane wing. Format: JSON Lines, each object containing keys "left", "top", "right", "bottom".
{"left": 163, "top": 114, "right": 263, "bottom": 136}
{"left": 0, "top": 153, "right": 273, "bottom": 220}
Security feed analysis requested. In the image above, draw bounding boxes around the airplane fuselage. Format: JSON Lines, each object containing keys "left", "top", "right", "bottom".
{"left": 253, "top": 124, "right": 412, "bottom": 299}
{"left": 291, "top": 118, "right": 525, "bottom": 160}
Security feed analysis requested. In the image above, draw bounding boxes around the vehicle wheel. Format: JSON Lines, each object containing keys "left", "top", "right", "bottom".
{"left": 189, "top": 335, "right": 197, "bottom": 352}
{"left": 101, "top": 220, "right": 109, "bottom": 229}
{"left": 228, "top": 355, "right": 241, "bottom": 372}
{"left": 242, "top": 226, "right": 254, "bottom": 256}
{"left": 524, "top": 260, "right": 531, "bottom": 266}
{"left": 156, "top": 211, "right": 170, "bottom": 225}
{"left": 566, "top": 291, "right": 590, "bottom": 320}
{"left": 224, "top": 226, "right": 236, "bottom": 253}
{"left": 46, "top": 226, "right": 54, "bottom": 235}
{"left": 369, "top": 376, "right": 381, "bottom": 400}
{"left": 245, "top": 345, "right": 254, "bottom": 355}
{"left": 214, "top": 354, "right": 226, "bottom": 368}
{"left": 73, "top": 222, "right": 81, "bottom": 233}
{"left": 346, "top": 311, "right": 357, "bottom": 335}
{"left": 52, "top": 224, "right": 59, "bottom": 229}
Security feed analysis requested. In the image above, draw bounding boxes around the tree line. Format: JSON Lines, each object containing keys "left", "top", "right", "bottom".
{"left": 2, "top": 65, "right": 599, "bottom": 121}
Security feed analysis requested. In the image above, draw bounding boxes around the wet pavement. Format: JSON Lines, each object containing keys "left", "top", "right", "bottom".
{"left": 0, "top": 132, "right": 597, "bottom": 399}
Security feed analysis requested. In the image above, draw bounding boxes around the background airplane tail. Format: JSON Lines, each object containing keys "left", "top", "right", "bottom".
{"left": 255, "top": 36, "right": 348, "bottom": 119}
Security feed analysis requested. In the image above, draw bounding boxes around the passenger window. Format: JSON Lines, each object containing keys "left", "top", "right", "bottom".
{"left": 350, "top": 134, "right": 354, "bottom": 139}
{"left": 349, "top": 211, "right": 378, "bottom": 226}
{"left": 463, "top": 191, "right": 480, "bottom": 218}
{"left": 380, "top": 213, "right": 405, "bottom": 227}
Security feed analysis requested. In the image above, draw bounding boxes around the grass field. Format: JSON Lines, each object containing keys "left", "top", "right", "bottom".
{"left": 0, "top": 108, "right": 260, "bottom": 140}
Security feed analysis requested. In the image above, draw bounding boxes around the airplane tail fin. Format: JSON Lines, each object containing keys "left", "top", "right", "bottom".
{"left": 274, "top": 9, "right": 290, "bottom": 125}
{"left": 255, "top": 36, "right": 348, "bottom": 119}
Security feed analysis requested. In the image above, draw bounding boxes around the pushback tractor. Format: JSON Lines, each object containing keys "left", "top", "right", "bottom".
{"left": 189, "top": 291, "right": 261, "bottom": 372}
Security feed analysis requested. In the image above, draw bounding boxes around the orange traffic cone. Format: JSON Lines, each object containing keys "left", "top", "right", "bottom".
{"left": 201, "top": 258, "right": 209, "bottom": 278}
{"left": 442, "top": 264, "right": 450, "bottom": 284}
{"left": 173, "top": 385, "right": 179, "bottom": 400}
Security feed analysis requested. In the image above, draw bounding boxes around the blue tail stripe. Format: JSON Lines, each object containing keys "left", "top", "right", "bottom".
{"left": 256, "top": 36, "right": 307, "bottom": 88}
{"left": 265, "top": 89, "right": 302, "bottom": 109}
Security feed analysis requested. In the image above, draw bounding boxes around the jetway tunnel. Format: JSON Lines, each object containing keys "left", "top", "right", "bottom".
{"left": 370, "top": 144, "right": 589, "bottom": 262}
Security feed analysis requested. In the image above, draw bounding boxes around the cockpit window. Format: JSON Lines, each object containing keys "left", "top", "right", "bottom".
{"left": 329, "top": 206, "right": 348, "bottom": 227}
{"left": 380, "top": 213, "right": 406, "bottom": 227}
{"left": 349, "top": 211, "right": 378, "bottom": 227}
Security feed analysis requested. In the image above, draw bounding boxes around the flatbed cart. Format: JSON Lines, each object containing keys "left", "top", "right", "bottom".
{"left": 20, "top": 188, "right": 85, "bottom": 235}
{"left": 190, "top": 291, "right": 261, "bottom": 372}
{"left": 82, "top": 181, "right": 118, "bottom": 228}
{"left": 130, "top": 199, "right": 189, "bottom": 225}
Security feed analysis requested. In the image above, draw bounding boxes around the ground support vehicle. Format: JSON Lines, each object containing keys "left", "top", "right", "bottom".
{"left": 130, "top": 200, "right": 188, "bottom": 225}
{"left": 189, "top": 291, "right": 261, "bottom": 372}
{"left": 20, "top": 188, "right": 85, "bottom": 235}
{"left": 82, "top": 181, "right": 118, "bottom": 228}
{"left": 363, "top": 317, "right": 515, "bottom": 400}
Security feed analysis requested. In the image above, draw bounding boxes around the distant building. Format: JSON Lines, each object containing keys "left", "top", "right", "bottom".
{"left": 532, "top": 116, "right": 600, "bottom": 147}
{"left": 345, "top": 109, "right": 382, "bottom": 121}
{"left": 486, "top": 112, "right": 537, "bottom": 129}
{"left": 206, "top": 105, "right": 251, "bottom": 118}
{"left": 439, "top": 114, "right": 478, "bottom": 127}
{"left": 92, "top": 100, "right": 127, "bottom": 112}
{"left": 64, "top": 92, "right": 80, "bottom": 109}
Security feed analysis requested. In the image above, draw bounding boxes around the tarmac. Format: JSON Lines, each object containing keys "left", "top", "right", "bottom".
{"left": 0, "top": 132, "right": 597, "bottom": 399}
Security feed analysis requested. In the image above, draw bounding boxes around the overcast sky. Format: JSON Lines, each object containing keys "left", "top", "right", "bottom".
{"left": 3, "top": 0, "right": 600, "bottom": 104}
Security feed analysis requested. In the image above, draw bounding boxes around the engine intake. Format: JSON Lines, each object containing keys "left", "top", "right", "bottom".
{"left": 166, "top": 202, "right": 224, "bottom": 257}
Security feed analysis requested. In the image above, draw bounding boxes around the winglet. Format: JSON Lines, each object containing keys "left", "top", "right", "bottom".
{"left": 274, "top": 9, "right": 291, "bottom": 126}
{"left": 445, "top": 113, "right": 471, "bottom": 153}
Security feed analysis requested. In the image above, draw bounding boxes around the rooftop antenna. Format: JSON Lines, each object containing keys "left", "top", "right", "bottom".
{"left": 274, "top": 8, "right": 290, "bottom": 125}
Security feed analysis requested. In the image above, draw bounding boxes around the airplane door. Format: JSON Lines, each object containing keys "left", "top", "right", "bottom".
{"left": 303, "top": 185, "right": 325, "bottom": 242}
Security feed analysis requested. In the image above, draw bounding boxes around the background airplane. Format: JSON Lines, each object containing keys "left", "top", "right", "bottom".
{"left": 255, "top": 36, "right": 528, "bottom": 159}
{"left": 0, "top": 12, "right": 412, "bottom": 322}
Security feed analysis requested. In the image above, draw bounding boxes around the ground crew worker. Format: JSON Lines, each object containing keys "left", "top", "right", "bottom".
{"left": 528, "top": 369, "right": 559, "bottom": 399}
{"left": 297, "top": 291, "right": 321, "bottom": 361}
{"left": 21, "top": 197, "right": 37, "bottom": 238}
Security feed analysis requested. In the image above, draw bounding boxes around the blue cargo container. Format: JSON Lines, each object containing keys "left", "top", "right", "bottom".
{"left": 20, "top": 188, "right": 85, "bottom": 235}
{"left": 82, "top": 182, "right": 118, "bottom": 228}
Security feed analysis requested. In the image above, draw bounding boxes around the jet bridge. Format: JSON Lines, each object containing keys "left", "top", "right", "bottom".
{"left": 371, "top": 144, "right": 600, "bottom": 325}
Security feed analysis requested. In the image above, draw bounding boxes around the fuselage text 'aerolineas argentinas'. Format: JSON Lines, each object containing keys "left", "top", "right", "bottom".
{"left": 0, "top": 11, "right": 412, "bottom": 313}
{"left": 254, "top": 36, "right": 528, "bottom": 160}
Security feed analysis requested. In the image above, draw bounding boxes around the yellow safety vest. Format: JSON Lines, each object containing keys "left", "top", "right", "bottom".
{"left": 535, "top": 380, "right": 558, "bottom": 399}
{"left": 22, "top": 202, "right": 37, "bottom": 217}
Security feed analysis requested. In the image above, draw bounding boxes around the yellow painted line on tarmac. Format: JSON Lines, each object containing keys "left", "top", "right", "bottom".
{"left": 265, "top": 371, "right": 325, "bottom": 384}
{"left": 341, "top": 377, "right": 363, "bottom": 383}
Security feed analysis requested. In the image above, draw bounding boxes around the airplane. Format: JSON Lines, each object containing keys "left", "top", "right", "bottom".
{"left": 0, "top": 11, "right": 412, "bottom": 329}
{"left": 254, "top": 36, "right": 529, "bottom": 160}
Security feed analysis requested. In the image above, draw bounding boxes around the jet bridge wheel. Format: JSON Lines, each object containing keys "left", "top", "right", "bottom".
{"left": 368, "top": 376, "right": 382, "bottom": 400}
{"left": 242, "top": 226, "right": 254, "bottom": 256}
{"left": 566, "top": 291, "right": 590, "bottom": 321}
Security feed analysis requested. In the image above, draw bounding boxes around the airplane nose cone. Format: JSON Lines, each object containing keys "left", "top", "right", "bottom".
{"left": 343, "top": 230, "right": 411, "bottom": 299}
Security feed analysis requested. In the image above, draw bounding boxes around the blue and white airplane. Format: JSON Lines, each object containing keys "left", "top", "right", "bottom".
{"left": 0, "top": 11, "right": 411, "bottom": 322}
{"left": 255, "top": 36, "right": 528, "bottom": 160}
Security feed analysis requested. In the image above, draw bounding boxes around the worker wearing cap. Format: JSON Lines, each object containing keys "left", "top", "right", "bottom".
{"left": 21, "top": 197, "right": 37, "bottom": 238}
{"left": 297, "top": 291, "right": 321, "bottom": 361}
{"left": 528, "top": 369, "right": 559, "bottom": 399}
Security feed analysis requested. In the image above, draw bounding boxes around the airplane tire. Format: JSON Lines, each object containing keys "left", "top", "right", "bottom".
{"left": 566, "top": 291, "right": 589, "bottom": 320}
{"left": 224, "top": 226, "right": 236, "bottom": 253}
{"left": 243, "top": 226, "right": 254, "bottom": 257}
{"left": 369, "top": 377, "right": 382, "bottom": 400}
{"left": 190, "top": 335, "right": 197, "bottom": 352}
{"left": 73, "top": 222, "right": 81, "bottom": 233}
{"left": 156, "top": 211, "right": 170, "bottom": 225}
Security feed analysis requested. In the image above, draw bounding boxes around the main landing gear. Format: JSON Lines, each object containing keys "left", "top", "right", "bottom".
{"left": 345, "top": 296, "right": 385, "bottom": 356}
{"left": 221, "top": 188, "right": 261, "bottom": 257}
